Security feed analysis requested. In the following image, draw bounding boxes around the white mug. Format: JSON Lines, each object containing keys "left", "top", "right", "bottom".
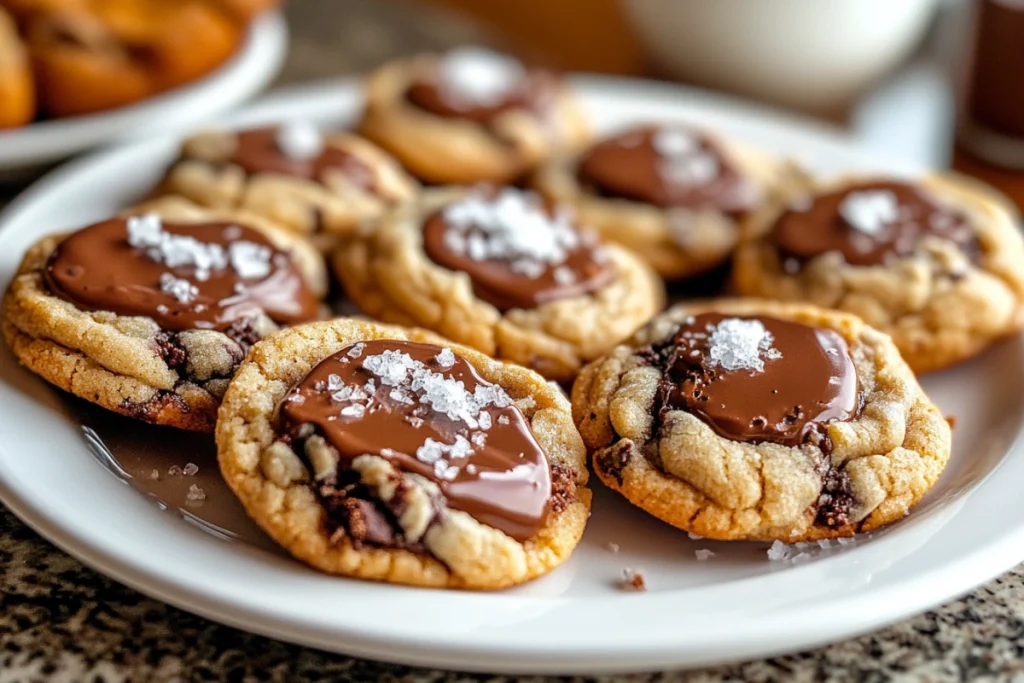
{"left": 624, "top": 0, "right": 940, "bottom": 114}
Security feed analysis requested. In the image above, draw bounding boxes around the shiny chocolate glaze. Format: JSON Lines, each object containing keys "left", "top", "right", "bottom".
{"left": 421, "top": 209, "right": 612, "bottom": 311}
{"left": 45, "top": 217, "right": 320, "bottom": 332}
{"left": 577, "top": 126, "right": 760, "bottom": 212}
{"left": 279, "top": 340, "right": 553, "bottom": 541}
{"left": 230, "top": 127, "right": 377, "bottom": 192}
{"left": 657, "top": 313, "right": 859, "bottom": 447}
{"left": 773, "top": 181, "right": 977, "bottom": 267}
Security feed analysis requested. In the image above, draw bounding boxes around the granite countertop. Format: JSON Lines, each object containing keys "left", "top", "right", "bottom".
{"left": 4, "top": 1, "right": 1024, "bottom": 680}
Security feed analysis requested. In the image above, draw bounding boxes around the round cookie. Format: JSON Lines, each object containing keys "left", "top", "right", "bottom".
{"left": 22, "top": 0, "right": 242, "bottom": 117}
{"left": 533, "top": 124, "right": 806, "bottom": 280}
{"left": 333, "top": 186, "right": 666, "bottom": 383}
{"left": 0, "top": 7, "right": 35, "bottom": 128}
{"left": 159, "top": 123, "right": 420, "bottom": 253}
{"left": 733, "top": 175, "right": 1024, "bottom": 373}
{"left": 572, "top": 299, "right": 952, "bottom": 542}
{"left": 357, "top": 47, "right": 589, "bottom": 185}
{"left": 2, "top": 196, "right": 327, "bottom": 432}
{"left": 216, "top": 318, "right": 591, "bottom": 589}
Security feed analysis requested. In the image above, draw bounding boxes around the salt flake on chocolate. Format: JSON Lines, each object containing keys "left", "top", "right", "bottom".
{"left": 706, "top": 318, "right": 781, "bottom": 373}
{"left": 275, "top": 120, "right": 323, "bottom": 161}
{"left": 437, "top": 47, "right": 524, "bottom": 108}
{"left": 839, "top": 190, "right": 899, "bottom": 236}
{"left": 435, "top": 348, "right": 456, "bottom": 369}
{"left": 228, "top": 240, "right": 272, "bottom": 279}
{"left": 441, "top": 188, "right": 582, "bottom": 279}
{"left": 159, "top": 273, "right": 199, "bottom": 304}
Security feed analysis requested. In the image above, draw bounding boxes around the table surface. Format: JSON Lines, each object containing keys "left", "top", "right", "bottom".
{"left": 4, "top": 1, "right": 1024, "bottom": 680}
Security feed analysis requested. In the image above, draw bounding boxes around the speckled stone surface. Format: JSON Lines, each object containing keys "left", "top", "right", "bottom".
{"left": 4, "top": 1, "right": 1024, "bottom": 681}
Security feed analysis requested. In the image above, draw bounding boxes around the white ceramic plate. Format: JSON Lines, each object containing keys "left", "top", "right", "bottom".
{"left": 0, "top": 12, "right": 287, "bottom": 180}
{"left": 1, "top": 77, "right": 1023, "bottom": 676}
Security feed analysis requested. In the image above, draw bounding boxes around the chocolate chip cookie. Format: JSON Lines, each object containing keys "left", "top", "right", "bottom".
{"left": 2, "top": 196, "right": 327, "bottom": 432}
{"left": 334, "top": 186, "right": 666, "bottom": 383}
{"left": 734, "top": 175, "right": 1024, "bottom": 372}
{"left": 533, "top": 124, "right": 803, "bottom": 280}
{"left": 573, "top": 299, "right": 951, "bottom": 542}
{"left": 358, "top": 47, "right": 589, "bottom": 184}
{"left": 216, "top": 318, "right": 590, "bottom": 589}
{"left": 158, "top": 122, "right": 419, "bottom": 252}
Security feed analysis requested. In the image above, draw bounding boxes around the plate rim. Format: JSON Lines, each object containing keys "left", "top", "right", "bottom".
{"left": 1, "top": 76, "right": 1023, "bottom": 675}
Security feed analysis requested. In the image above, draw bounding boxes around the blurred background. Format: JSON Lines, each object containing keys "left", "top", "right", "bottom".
{"left": 3, "top": 0, "right": 1024, "bottom": 208}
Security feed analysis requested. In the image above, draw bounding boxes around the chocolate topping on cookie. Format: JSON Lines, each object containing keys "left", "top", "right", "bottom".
{"left": 773, "top": 181, "right": 978, "bottom": 267}
{"left": 45, "top": 214, "right": 320, "bottom": 332}
{"left": 577, "top": 126, "right": 760, "bottom": 212}
{"left": 279, "top": 339, "right": 553, "bottom": 541}
{"left": 406, "top": 47, "right": 557, "bottom": 123}
{"left": 422, "top": 188, "right": 613, "bottom": 310}
{"left": 656, "top": 313, "right": 859, "bottom": 446}
{"left": 228, "top": 124, "right": 377, "bottom": 192}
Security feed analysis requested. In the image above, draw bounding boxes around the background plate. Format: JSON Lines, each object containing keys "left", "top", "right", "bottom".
{"left": 0, "top": 77, "right": 1022, "bottom": 675}
{"left": 0, "top": 12, "right": 288, "bottom": 180}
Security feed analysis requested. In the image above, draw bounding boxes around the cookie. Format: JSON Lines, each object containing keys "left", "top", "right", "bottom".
{"left": 0, "top": 7, "right": 35, "bottom": 128}
{"left": 573, "top": 299, "right": 951, "bottom": 542}
{"left": 533, "top": 124, "right": 804, "bottom": 280}
{"left": 2, "top": 196, "right": 327, "bottom": 432}
{"left": 216, "top": 318, "right": 591, "bottom": 589}
{"left": 733, "top": 175, "right": 1024, "bottom": 373}
{"left": 158, "top": 123, "right": 420, "bottom": 253}
{"left": 357, "top": 47, "right": 589, "bottom": 185}
{"left": 333, "top": 186, "right": 666, "bottom": 383}
{"left": 22, "top": 0, "right": 241, "bottom": 118}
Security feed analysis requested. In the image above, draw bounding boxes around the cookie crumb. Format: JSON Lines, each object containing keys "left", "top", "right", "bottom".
{"left": 694, "top": 549, "right": 715, "bottom": 562}
{"left": 618, "top": 568, "right": 646, "bottom": 591}
{"left": 186, "top": 484, "right": 206, "bottom": 507}
{"left": 606, "top": 542, "right": 620, "bottom": 554}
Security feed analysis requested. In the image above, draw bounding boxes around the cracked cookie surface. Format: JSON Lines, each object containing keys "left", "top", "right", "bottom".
{"left": 2, "top": 196, "right": 327, "bottom": 432}
{"left": 533, "top": 124, "right": 808, "bottom": 280}
{"left": 159, "top": 123, "right": 419, "bottom": 253}
{"left": 333, "top": 186, "right": 665, "bottom": 383}
{"left": 733, "top": 175, "right": 1024, "bottom": 373}
{"left": 216, "top": 318, "right": 591, "bottom": 589}
{"left": 357, "top": 48, "right": 589, "bottom": 185}
{"left": 572, "top": 299, "right": 951, "bottom": 542}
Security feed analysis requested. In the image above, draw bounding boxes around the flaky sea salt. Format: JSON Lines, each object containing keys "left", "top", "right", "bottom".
{"left": 340, "top": 404, "right": 366, "bottom": 418}
{"left": 275, "top": 120, "right": 323, "bottom": 160}
{"left": 435, "top": 348, "right": 455, "bottom": 369}
{"left": 705, "top": 318, "right": 782, "bottom": 373}
{"left": 168, "top": 465, "right": 183, "bottom": 477}
{"left": 228, "top": 241, "right": 271, "bottom": 279}
{"left": 694, "top": 549, "right": 715, "bottom": 561}
{"left": 497, "top": 414, "right": 510, "bottom": 425}
{"left": 183, "top": 462, "right": 199, "bottom": 476}
{"left": 606, "top": 542, "right": 620, "bottom": 553}
{"left": 440, "top": 188, "right": 581, "bottom": 278}
{"left": 651, "top": 127, "right": 719, "bottom": 188}
{"left": 839, "top": 190, "right": 899, "bottom": 236}
{"left": 766, "top": 540, "right": 791, "bottom": 561}
{"left": 126, "top": 213, "right": 270, "bottom": 282}
{"left": 652, "top": 128, "right": 698, "bottom": 157}
{"left": 436, "top": 47, "right": 524, "bottom": 108}
{"left": 553, "top": 266, "right": 576, "bottom": 286}
{"left": 159, "top": 273, "right": 198, "bottom": 304}
{"left": 186, "top": 484, "right": 206, "bottom": 507}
